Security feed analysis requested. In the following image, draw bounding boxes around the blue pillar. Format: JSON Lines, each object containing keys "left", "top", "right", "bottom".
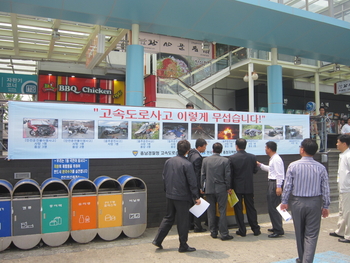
{"left": 126, "top": 45, "right": 144, "bottom": 106}
{"left": 267, "top": 65, "right": 283, "bottom": 113}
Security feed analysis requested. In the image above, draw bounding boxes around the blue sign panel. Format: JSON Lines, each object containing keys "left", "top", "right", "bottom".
{"left": 52, "top": 159, "right": 89, "bottom": 180}
{"left": 0, "top": 73, "right": 38, "bottom": 94}
{"left": 0, "top": 200, "right": 11, "bottom": 237}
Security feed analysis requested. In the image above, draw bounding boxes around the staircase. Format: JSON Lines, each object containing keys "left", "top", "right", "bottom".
{"left": 157, "top": 47, "right": 247, "bottom": 109}
{"left": 326, "top": 149, "right": 340, "bottom": 206}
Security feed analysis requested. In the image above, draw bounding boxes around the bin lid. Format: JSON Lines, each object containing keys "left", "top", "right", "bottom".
{"left": 0, "top": 179, "right": 13, "bottom": 199}
{"left": 13, "top": 179, "right": 41, "bottom": 197}
{"left": 68, "top": 177, "right": 96, "bottom": 195}
{"left": 94, "top": 176, "right": 121, "bottom": 194}
{"left": 117, "top": 175, "right": 146, "bottom": 191}
{"left": 41, "top": 178, "right": 69, "bottom": 197}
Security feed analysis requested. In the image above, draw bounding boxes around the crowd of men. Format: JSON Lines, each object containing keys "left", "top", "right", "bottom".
{"left": 152, "top": 135, "right": 349, "bottom": 263}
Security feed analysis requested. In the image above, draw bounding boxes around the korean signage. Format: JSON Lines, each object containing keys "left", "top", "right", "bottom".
{"left": 8, "top": 101, "right": 309, "bottom": 160}
{"left": 52, "top": 159, "right": 89, "bottom": 180}
{"left": 139, "top": 32, "right": 213, "bottom": 59}
{"left": 334, "top": 79, "right": 350, "bottom": 94}
{"left": 0, "top": 73, "right": 38, "bottom": 94}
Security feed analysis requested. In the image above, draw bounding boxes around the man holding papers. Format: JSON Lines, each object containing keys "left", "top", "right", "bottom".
{"left": 281, "top": 139, "right": 330, "bottom": 263}
{"left": 201, "top": 142, "right": 233, "bottom": 241}
{"left": 228, "top": 138, "right": 261, "bottom": 237}
{"left": 152, "top": 140, "right": 201, "bottom": 253}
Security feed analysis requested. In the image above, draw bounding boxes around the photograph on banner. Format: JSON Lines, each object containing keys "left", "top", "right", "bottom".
{"left": 190, "top": 123, "right": 215, "bottom": 140}
{"left": 23, "top": 118, "right": 58, "bottom": 138}
{"left": 162, "top": 123, "right": 188, "bottom": 140}
{"left": 217, "top": 124, "right": 239, "bottom": 140}
{"left": 98, "top": 120, "right": 128, "bottom": 139}
{"left": 62, "top": 120, "right": 94, "bottom": 139}
{"left": 8, "top": 101, "right": 310, "bottom": 159}
{"left": 132, "top": 122, "right": 160, "bottom": 139}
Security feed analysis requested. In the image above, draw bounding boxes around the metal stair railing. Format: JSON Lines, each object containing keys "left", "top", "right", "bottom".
{"left": 157, "top": 77, "right": 220, "bottom": 110}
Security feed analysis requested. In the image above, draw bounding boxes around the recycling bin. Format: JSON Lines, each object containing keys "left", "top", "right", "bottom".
{"left": 41, "top": 178, "right": 70, "bottom": 246}
{"left": 0, "top": 179, "right": 13, "bottom": 251}
{"left": 94, "top": 176, "right": 122, "bottom": 240}
{"left": 68, "top": 177, "right": 97, "bottom": 243}
{"left": 117, "top": 175, "right": 147, "bottom": 238}
{"left": 12, "top": 179, "right": 41, "bottom": 249}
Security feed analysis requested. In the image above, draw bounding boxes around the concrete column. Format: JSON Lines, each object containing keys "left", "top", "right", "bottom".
{"left": 126, "top": 24, "right": 144, "bottom": 106}
{"left": 248, "top": 63, "right": 254, "bottom": 112}
{"left": 315, "top": 70, "right": 320, "bottom": 114}
{"left": 267, "top": 65, "right": 283, "bottom": 113}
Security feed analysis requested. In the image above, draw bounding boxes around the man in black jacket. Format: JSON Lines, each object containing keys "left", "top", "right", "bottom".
{"left": 228, "top": 138, "right": 261, "bottom": 237}
{"left": 152, "top": 140, "right": 201, "bottom": 253}
{"left": 188, "top": 138, "right": 207, "bottom": 232}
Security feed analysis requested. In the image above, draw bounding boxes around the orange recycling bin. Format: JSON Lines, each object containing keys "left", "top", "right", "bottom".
{"left": 68, "top": 177, "right": 97, "bottom": 243}
{"left": 94, "top": 176, "right": 123, "bottom": 241}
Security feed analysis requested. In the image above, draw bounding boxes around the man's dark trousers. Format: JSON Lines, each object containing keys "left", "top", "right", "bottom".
{"left": 234, "top": 193, "right": 260, "bottom": 234}
{"left": 154, "top": 198, "right": 190, "bottom": 249}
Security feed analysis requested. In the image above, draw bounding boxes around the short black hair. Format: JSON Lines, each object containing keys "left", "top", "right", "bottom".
{"left": 186, "top": 102, "right": 194, "bottom": 109}
{"left": 338, "top": 134, "right": 350, "bottom": 146}
{"left": 236, "top": 138, "right": 247, "bottom": 150}
{"left": 177, "top": 140, "right": 191, "bottom": 156}
{"left": 212, "top": 142, "right": 223, "bottom": 154}
{"left": 266, "top": 141, "right": 277, "bottom": 152}
{"left": 300, "top": 138, "right": 318, "bottom": 155}
{"left": 195, "top": 138, "right": 207, "bottom": 148}
{"left": 319, "top": 106, "right": 325, "bottom": 111}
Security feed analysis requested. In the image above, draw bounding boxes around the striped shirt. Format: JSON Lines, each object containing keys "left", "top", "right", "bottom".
{"left": 281, "top": 156, "right": 330, "bottom": 209}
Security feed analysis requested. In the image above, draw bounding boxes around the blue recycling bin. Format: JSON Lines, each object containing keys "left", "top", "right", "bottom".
{"left": 94, "top": 176, "right": 123, "bottom": 241}
{"left": 68, "top": 177, "right": 97, "bottom": 243}
{"left": 41, "top": 178, "right": 70, "bottom": 246}
{"left": 0, "top": 179, "right": 13, "bottom": 251}
{"left": 12, "top": 179, "right": 42, "bottom": 249}
{"left": 117, "top": 175, "right": 147, "bottom": 238}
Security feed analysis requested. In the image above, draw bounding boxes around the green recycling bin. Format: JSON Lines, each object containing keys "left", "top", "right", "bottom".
{"left": 94, "top": 176, "right": 123, "bottom": 241}
{"left": 117, "top": 175, "right": 147, "bottom": 238}
{"left": 0, "top": 179, "right": 13, "bottom": 252}
{"left": 41, "top": 178, "right": 70, "bottom": 246}
{"left": 12, "top": 179, "right": 41, "bottom": 249}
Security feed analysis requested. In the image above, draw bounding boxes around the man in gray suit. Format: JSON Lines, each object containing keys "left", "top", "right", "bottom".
{"left": 201, "top": 142, "right": 233, "bottom": 240}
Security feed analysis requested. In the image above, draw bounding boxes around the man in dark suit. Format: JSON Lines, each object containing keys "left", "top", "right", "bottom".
{"left": 152, "top": 140, "right": 201, "bottom": 253}
{"left": 228, "top": 138, "right": 261, "bottom": 237}
{"left": 188, "top": 138, "right": 207, "bottom": 232}
{"left": 201, "top": 142, "right": 233, "bottom": 240}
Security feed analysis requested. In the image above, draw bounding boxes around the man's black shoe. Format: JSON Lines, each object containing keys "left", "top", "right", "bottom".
{"left": 268, "top": 228, "right": 274, "bottom": 232}
{"left": 268, "top": 233, "right": 282, "bottom": 238}
{"left": 178, "top": 246, "right": 196, "bottom": 252}
{"left": 221, "top": 235, "right": 234, "bottom": 241}
{"left": 152, "top": 240, "right": 163, "bottom": 249}
{"left": 338, "top": 238, "right": 350, "bottom": 243}
{"left": 329, "top": 232, "right": 344, "bottom": 238}
{"left": 210, "top": 233, "right": 218, "bottom": 238}
{"left": 194, "top": 228, "right": 207, "bottom": 233}
{"left": 236, "top": 230, "right": 246, "bottom": 237}
{"left": 253, "top": 230, "right": 261, "bottom": 236}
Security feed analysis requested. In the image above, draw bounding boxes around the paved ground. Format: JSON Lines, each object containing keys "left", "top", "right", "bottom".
{"left": 1, "top": 213, "right": 350, "bottom": 263}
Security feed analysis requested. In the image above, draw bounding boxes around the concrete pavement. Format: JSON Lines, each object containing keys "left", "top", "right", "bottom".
{"left": 1, "top": 213, "right": 350, "bottom": 263}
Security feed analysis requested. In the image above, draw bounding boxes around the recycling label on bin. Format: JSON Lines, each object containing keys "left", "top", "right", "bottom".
{"left": 123, "top": 192, "right": 146, "bottom": 226}
{"left": 42, "top": 198, "right": 69, "bottom": 234}
{"left": 0, "top": 201, "right": 11, "bottom": 237}
{"left": 12, "top": 199, "right": 41, "bottom": 236}
{"left": 97, "top": 195, "right": 122, "bottom": 228}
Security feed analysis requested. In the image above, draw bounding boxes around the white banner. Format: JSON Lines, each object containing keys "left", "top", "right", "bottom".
{"left": 8, "top": 101, "right": 310, "bottom": 160}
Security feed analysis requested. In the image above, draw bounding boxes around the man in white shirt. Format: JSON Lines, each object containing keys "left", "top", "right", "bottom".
{"left": 341, "top": 118, "right": 350, "bottom": 135}
{"left": 329, "top": 134, "right": 350, "bottom": 243}
{"left": 257, "top": 141, "right": 285, "bottom": 238}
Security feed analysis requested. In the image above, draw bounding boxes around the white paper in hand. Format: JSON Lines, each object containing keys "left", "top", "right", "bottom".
{"left": 276, "top": 204, "right": 292, "bottom": 221}
{"left": 189, "top": 197, "right": 210, "bottom": 218}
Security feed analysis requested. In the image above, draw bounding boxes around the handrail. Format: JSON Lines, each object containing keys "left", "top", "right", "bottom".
{"left": 157, "top": 76, "right": 220, "bottom": 110}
